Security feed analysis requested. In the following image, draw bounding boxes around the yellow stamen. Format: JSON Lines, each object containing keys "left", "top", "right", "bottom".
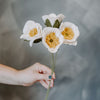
{"left": 29, "top": 28, "right": 38, "bottom": 37}
{"left": 45, "top": 32, "right": 59, "bottom": 48}
{"left": 62, "top": 27, "right": 74, "bottom": 40}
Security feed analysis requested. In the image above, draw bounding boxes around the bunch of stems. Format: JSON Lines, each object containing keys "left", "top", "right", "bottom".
{"left": 44, "top": 53, "right": 57, "bottom": 100}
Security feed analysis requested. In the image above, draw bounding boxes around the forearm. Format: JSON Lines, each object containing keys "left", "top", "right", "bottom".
{"left": 0, "top": 63, "right": 55, "bottom": 88}
{"left": 0, "top": 64, "right": 20, "bottom": 85}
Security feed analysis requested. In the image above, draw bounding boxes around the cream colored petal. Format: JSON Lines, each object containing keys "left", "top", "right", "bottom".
{"left": 64, "top": 41, "right": 77, "bottom": 46}
{"left": 49, "top": 13, "right": 56, "bottom": 17}
{"left": 42, "top": 13, "right": 65, "bottom": 26}
{"left": 42, "top": 15, "right": 48, "bottom": 22}
{"left": 20, "top": 34, "right": 31, "bottom": 40}
{"left": 48, "top": 48, "right": 58, "bottom": 53}
{"left": 35, "top": 23, "right": 42, "bottom": 35}
{"left": 29, "top": 39, "right": 36, "bottom": 47}
{"left": 42, "top": 14, "right": 57, "bottom": 26}
{"left": 29, "top": 35, "right": 42, "bottom": 47}
{"left": 42, "top": 27, "right": 63, "bottom": 53}
{"left": 21, "top": 21, "right": 42, "bottom": 42}
{"left": 48, "top": 17, "right": 56, "bottom": 26}
{"left": 23, "top": 20, "right": 35, "bottom": 34}
{"left": 60, "top": 22, "right": 80, "bottom": 42}
{"left": 57, "top": 14, "right": 65, "bottom": 22}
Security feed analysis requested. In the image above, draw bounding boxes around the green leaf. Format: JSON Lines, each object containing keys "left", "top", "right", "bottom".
{"left": 34, "top": 38, "right": 42, "bottom": 43}
{"left": 53, "top": 19, "right": 61, "bottom": 28}
{"left": 24, "top": 40, "right": 29, "bottom": 42}
{"left": 45, "top": 19, "right": 52, "bottom": 27}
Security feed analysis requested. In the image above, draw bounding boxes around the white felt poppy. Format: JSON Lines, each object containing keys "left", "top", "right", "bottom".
{"left": 20, "top": 20, "right": 42, "bottom": 47}
{"left": 42, "top": 13, "right": 65, "bottom": 26}
{"left": 42, "top": 27, "right": 64, "bottom": 53}
{"left": 60, "top": 22, "right": 80, "bottom": 46}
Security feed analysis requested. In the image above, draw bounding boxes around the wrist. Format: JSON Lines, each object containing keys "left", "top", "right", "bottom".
{"left": 10, "top": 69, "right": 21, "bottom": 85}
{"left": 16, "top": 70, "right": 23, "bottom": 85}
{"left": 16, "top": 69, "right": 28, "bottom": 86}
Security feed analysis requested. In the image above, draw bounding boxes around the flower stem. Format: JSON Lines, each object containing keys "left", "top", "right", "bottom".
{"left": 44, "top": 53, "right": 55, "bottom": 100}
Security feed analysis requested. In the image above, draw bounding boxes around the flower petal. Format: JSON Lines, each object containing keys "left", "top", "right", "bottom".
{"left": 42, "top": 27, "right": 64, "bottom": 53}
{"left": 60, "top": 22, "right": 80, "bottom": 45}
{"left": 64, "top": 41, "right": 77, "bottom": 46}
{"left": 23, "top": 20, "right": 35, "bottom": 34}
{"left": 20, "top": 34, "right": 31, "bottom": 40}
{"left": 57, "top": 14, "right": 65, "bottom": 22}
{"left": 42, "top": 15, "right": 48, "bottom": 22}
{"left": 29, "top": 35, "right": 42, "bottom": 47}
{"left": 42, "top": 13, "right": 65, "bottom": 27}
{"left": 20, "top": 20, "right": 42, "bottom": 46}
{"left": 29, "top": 39, "right": 36, "bottom": 47}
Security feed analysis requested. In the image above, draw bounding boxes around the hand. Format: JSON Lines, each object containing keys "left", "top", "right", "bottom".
{"left": 18, "top": 63, "right": 55, "bottom": 89}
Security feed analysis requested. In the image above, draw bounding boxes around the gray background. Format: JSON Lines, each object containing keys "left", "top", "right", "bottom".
{"left": 0, "top": 0, "right": 100, "bottom": 100}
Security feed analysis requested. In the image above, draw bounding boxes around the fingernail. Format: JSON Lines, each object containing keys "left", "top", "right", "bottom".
{"left": 48, "top": 75, "right": 52, "bottom": 79}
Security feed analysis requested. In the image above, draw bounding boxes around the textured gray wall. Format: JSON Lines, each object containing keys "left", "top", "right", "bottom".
{"left": 0, "top": 0, "right": 100, "bottom": 100}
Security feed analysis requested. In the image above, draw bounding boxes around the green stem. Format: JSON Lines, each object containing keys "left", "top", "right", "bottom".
{"left": 44, "top": 53, "right": 55, "bottom": 100}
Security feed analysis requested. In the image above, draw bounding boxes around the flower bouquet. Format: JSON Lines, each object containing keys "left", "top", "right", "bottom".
{"left": 20, "top": 13, "right": 80, "bottom": 100}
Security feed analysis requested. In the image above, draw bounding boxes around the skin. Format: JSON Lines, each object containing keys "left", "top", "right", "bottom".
{"left": 0, "top": 63, "right": 55, "bottom": 89}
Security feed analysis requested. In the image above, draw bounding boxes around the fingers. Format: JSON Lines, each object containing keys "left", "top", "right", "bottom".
{"left": 36, "top": 74, "right": 53, "bottom": 81}
{"left": 35, "top": 63, "right": 56, "bottom": 79}
{"left": 46, "top": 80, "right": 54, "bottom": 87}
{"left": 35, "top": 63, "right": 51, "bottom": 74}
{"left": 40, "top": 80, "right": 54, "bottom": 89}
{"left": 50, "top": 80, "right": 54, "bottom": 87}
{"left": 40, "top": 80, "right": 48, "bottom": 89}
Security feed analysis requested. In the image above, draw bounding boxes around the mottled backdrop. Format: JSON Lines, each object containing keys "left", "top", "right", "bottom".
{"left": 0, "top": 0, "right": 100, "bottom": 100}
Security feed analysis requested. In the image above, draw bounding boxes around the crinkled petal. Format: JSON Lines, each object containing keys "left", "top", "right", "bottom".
{"left": 49, "top": 17, "right": 56, "bottom": 26}
{"left": 49, "top": 13, "right": 56, "bottom": 17}
{"left": 42, "top": 13, "right": 65, "bottom": 26}
{"left": 64, "top": 41, "right": 77, "bottom": 46}
{"left": 20, "top": 20, "right": 42, "bottom": 42}
{"left": 48, "top": 48, "right": 58, "bottom": 53}
{"left": 23, "top": 20, "right": 35, "bottom": 34}
{"left": 29, "top": 35, "right": 42, "bottom": 47}
{"left": 42, "top": 15, "right": 48, "bottom": 22}
{"left": 20, "top": 34, "right": 31, "bottom": 40}
{"left": 42, "top": 27, "right": 64, "bottom": 53}
{"left": 60, "top": 22, "right": 80, "bottom": 43}
{"left": 57, "top": 14, "right": 65, "bottom": 22}
{"left": 29, "top": 39, "right": 36, "bottom": 47}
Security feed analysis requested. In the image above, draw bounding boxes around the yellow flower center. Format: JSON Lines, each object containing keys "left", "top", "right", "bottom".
{"left": 61, "top": 27, "right": 74, "bottom": 40}
{"left": 29, "top": 28, "right": 38, "bottom": 37}
{"left": 45, "top": 32, "right": 60, "bottom": 48}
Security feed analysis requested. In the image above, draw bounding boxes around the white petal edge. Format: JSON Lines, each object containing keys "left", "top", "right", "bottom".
{"left": 64, "top": 41, "right": 77, "bottom": 46}
{"left": 42, "top": 13, "right": 65, "bottom": 26}
{"left": 57, "top": 14, "right": 65, "bottom": 22}
{"left": 29, "top": 35, "right": 42, "bottom": 47}
{"left": 23, "top": 20, "right": 36, "bottom": 34}
{"left": 20, "top": 34, "right": 32, "bottom": 40}
{"left": 60, "top": 22, "right": 80, "bottom": 42}
{"left": 21, "top": 21, "right": 42, "bottom": 41}
{"left": 42, "top": 27, "right": 64, "bottom": 53}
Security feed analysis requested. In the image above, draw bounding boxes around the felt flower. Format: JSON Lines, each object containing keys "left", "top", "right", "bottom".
{"left": 20, "top": 20, "right": 42, "bottom": 47}
{"left": 42, "top": 13, "right": 65, "bottom": 27}
{"left": 60, "top": 22, "right": 80, "bottom": 46}
{"left": 42, "top": 27, "right": 64, "bottom": 53}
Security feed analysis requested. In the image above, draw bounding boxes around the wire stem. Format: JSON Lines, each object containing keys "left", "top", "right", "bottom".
{"left": 44, "top": 53, "right": 55, "bottom": 100}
